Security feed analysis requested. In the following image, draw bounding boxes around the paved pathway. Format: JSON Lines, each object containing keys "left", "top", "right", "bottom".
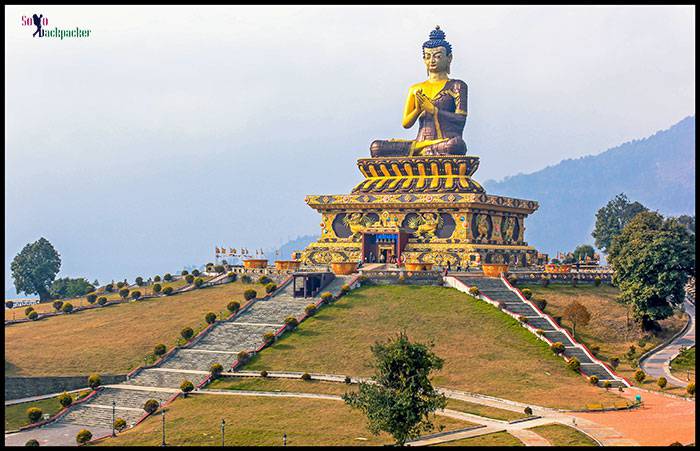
{"left": 640, "top": 298, "right": 695, "bottom": 387}
{"left": 4, "top": 423, "right": 112, "bottom": 447}
{"left": 5, "top": 388, "right": 89, "bottom": 406}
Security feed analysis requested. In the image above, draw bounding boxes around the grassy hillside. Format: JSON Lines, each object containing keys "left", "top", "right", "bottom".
{"left": 244, "top": 285, "right": 625, "bottom": 410}
{"left": 4, "top": 281, "right": 262, "bottom": 376}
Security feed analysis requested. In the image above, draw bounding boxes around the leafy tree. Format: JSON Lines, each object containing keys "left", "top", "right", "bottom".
{"left": 572, "top": 244, "right": 595, "bottom": 262}
{"left": 153, "top": 344, "right": 167, "bottom": 356}
{"left": 609, "top": 211, "right": 695, "bottom": 330}
{"left": 50, "top": 277, "right": 94, "bottom": 299}
{"left": 563, "top": 301, "right": 591, "bottom": 338}
{"left": 135, "top": 276, "right": 144, "bottom": 286}
{"left": 86, "top": 294, "right": 97, "bottom": 304}
{"left": 143, "top": 399, "right": 159, "bottom": 414}
{"left": 180, "top": 380, "right": 194, "bottom": 397}
{"left": 119, "top": 288, "right": 130, "bottom": 300}
{"left": 592, "top": 193, "right": 648, "bottom": 253}
{"left": 97, "top": 296, "right": 107, "bottom": 306}
{"left": 342, "top": 331, "right": 447, "bottom": 446}
{"left": 675, "top": 215, "right": 695, "bottom": 235}
{"left": 11, "top": 238, "right": 61, "bottom": 302}
{"left": 227, "top": 301, "right": 240, "bottom": 314}
{"left": 205, "top": 312, "right": 217, "bottom": 324}
{"left": 61, "top": 303, "right": 74, "bottom": 314}
{"left": 244, "top": 289, "right": 257, "bottom": 301}
{"left": 153, "top": 283, "right": 162, "bottom": 294}
{"left": 164, "top": 273, "right": 172, "bottom": 281}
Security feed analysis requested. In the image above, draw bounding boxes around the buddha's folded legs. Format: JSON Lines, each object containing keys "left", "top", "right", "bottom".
{"left": 370, "top": 140, "right": 413, "bottom": 157}
{"left": 420, "top": 137, "right": 467, "bottom": 156}
{"left": 370, "top": 137, "right": 467, "bottom": 158}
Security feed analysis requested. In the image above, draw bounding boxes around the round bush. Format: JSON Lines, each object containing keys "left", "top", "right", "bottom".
{"left": 116, "top": 281, "right": 125, "bottom": 289}
{"left": 657, "top": 376, "right": 667, "bottom": 389}
{"left": 154, "top": 344, "right": 167, "bottom": 356}
{"left": 263, "top": 331, "right": 275, "bottom": 343}
{"left": 162, "top": 286, "right": 173, "bottom": 295}
{"left": 507, "top": 275, "right": 518, "bottom": 286}
{"left": 214, "top": 265, "right": 225, "bottom": 274}
{"left": 397, "top": 275, "right": 406, "bottom": 285}
{"left": 260, "top": 370, "right": 269, "bottom": 378}
{"left": 567, "top": 357, "right": 581, "bottom": 372}
{"left": 185, "top": 274, "right": 194, "bottom": 284}
{"left": 24, "top": 306, "right": 35, "bottom": 316}
{"left": 521, "top": 288, "right": 533, "bottom": 299}
{"left": 25, "top": 439, "right": 40, "bottom": 446}
{"left": 241, "top": 274, "right": 252, "bottom": 284}
{"left": 119, "top": 288, "right": 130, "bottom": 299}
{"left": 594, "top": 276, "right": 602, "bottom": 287}
{"left": 524, "top": 406, "right": 533, "bottom": 416}
{"left": 305, "top": 304, "right": 317, "bottom": 316}
{"left": 209, "top": 363, "right": 224, "bottom": 379}
{"left": 180, "top": 327, "right": 194, "bottom": 340}
{"left": 227, "top": 301, "right": 241, "bottom": 314}
{"left": 131, "top": 290, "right": 142, "bottom": 300}
{"left": 340, "top": 284, "right": 350, "bottom": 294}
{"left": 180, "top": 380, "right": 194, "bottom": 395}
{"left": 265, "top": 282, "right": 277, "bottom": 294}
{"left": 153, "top": 283, "right": 162, "bottom": 293}
{"left": 237, "top": 350, "right": 250, "bottom": 362}
{"left": 143, "top": 399, "right": 159, "bottom": 414}
{"left": 194, "top": 277, "right": 204, "bottom": 288}
{"left": 205, "top": 312, "right": 217, "bottom": 324}
{"left": 687, "top": 383, "right": 695, "bottom": 396}
{"left": 105, "top": 284, "right": 114, "bottom": 293}
{"left": 258, "top": 275, "right": 271, "bottom": 285}
{"left": 344, "top": 376, "right": 352, "bottom": 384}
{"left": 86, "top": 294, "right": 97, "bottom": 304}
{"left": 284, "top": 316, "right": 299, "bottom": 329}
{"left": 27, "top": 407, "right": 43, "bottom": 423}
{"left": 114, "top": 418, "right": 127, "bottom": 432}
{"left": 541, "top": 276, "right": 550, "bottom": 287}
{"left": 52, "top": 301, "right": 64, "bottom": 311}
{"left": 468, "top": 286, "right": 480, "bottom": 296}
{"left": 97, "top": 296, "right": 107, "bottom": 306}
{"left": 135, "top": 276, "right": 144, "bottom": 286}
{"left": 192, "top": 269, "right": 201, "bottom": 277}
{"left": 550, "top": 342, "right": 565, "bottom": 355}
{"left": 28, "top": 311, "right": 39, "bottom": 320}
{"left": 301, "top": 372, "right": 312, "bottom": 381}
{"left": 164, "top": 273, "right": 172, "bottom": 281}
{"left": 320, "top": 292, "right": 333, "bottom": 303}
{"left": 62, "top": 303, "right": 74, "bottom": 314}
{"left": 634, "top": 369, "right": 646, "bottom": 383}
{"left": 181, "top": 270, "right": 189, "bottom": 276}
{"left": 76, "top": 429, "right": 92, "bottom": 445}
{"left": 534, "top": 299, "right": 547, "bottom": 311}
{"left": 57, "top": 392, "right": 73, "bottom": 408}
{"left": 589, "top": 375, "right": 599, "bottom": 385}
{"left": 88, "top": 373, "right": 101, "bottom": 389}
{"left": 153, "top": 275, "right": 161, "bottom": 282}
{"left": 5, "top": 301, "right": 14, "bottom": 309}
{"left": 244, "top": 289, "right": 258, "bottom": 301}
{"left": 228, "top": 272, "right": 237, "bottom": 282}
{"left": 518, "top": 316, "right": 528, "bottom": 324}
{"left": 535, "top": 328, "right": 545, "bottom": 335}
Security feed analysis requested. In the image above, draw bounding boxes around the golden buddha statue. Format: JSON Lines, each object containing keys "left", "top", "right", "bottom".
{"left": 370, "top": 26, "right": 468, "bottom": 158}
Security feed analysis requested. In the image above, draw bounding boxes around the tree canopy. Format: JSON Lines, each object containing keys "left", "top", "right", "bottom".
{"left": 608, "top": 211, "right": 695, "bottom": 330}
{"left": 563, "top": 300, "right": 591, "bottom": 337}
{"left": 592, "top": 193, "right": 648, "bottom": 253}
{"left": 342, "top": 332, "right": 446, "bottom": 446}
{"left": 50, "top": 277, "right": 95, "bottom": 299}
{"left": 11, "top": 238, "right": 61, "bottom": 302}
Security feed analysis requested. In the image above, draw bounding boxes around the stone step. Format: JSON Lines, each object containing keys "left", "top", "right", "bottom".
{"left": 159, "top": 348, "right": 240, "bottom": 372}
{"left": 125, "top": 369, "right": 205, "bottom": 389}
{"left": 233, "top": 298, "right": 311, "bottom": 325}
{"left": 502, "top": 303, "right": 538, "bottom": 316}
{"left": 563, "top": 347, "right": 594, "bottom": 364}
{"left": 579, "top": 363, "right": 619, "bottom": 383}
{"left": 60, "top": 403, "right": 144, "bottom": 428}
{"left": 194, "top": 322, "right": 279, "bottom": 352}
{"left": 543, "top": 331, "right": 574, "bottom": 346}
{"left": 525, "top": 317, "right": 556, "bottom": 331}
{"left": 83, "top": 388, "right": 168, "bottom": 410}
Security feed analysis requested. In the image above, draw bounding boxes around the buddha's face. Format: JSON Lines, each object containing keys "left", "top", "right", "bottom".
{"left": 423, "top": 46, "right": 452, "bottom": 74}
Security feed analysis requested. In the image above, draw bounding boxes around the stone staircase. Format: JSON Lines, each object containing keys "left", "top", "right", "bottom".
{"left": 454, "top": 276, "right": 627, "bottom": 388}
{"left": 50, "top": 275, "right": 355, "bottom": 433}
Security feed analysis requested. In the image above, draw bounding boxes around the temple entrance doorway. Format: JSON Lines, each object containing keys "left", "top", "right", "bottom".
{"left": 361, "top": 231, "right": 409, "bottom": 264}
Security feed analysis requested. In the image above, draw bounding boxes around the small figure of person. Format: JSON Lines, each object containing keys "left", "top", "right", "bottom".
{"left": 32, "top": 14, "right": 43, "bottom": 37}
{"left": 447, "top": 260, "right": 452, "bottom": 272}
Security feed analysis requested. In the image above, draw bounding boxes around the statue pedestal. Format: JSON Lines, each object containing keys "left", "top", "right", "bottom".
{"left": 243, "top": 259, "right": 268, "bottom": 269}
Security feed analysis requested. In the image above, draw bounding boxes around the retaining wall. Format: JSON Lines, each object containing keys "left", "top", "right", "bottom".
{"left": 5, "top": 374, "right": 126, "bottom": 401}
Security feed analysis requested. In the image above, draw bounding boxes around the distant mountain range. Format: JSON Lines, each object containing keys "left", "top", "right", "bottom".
{"left": 483, "top": 116, "right": 695, "bottom": 256}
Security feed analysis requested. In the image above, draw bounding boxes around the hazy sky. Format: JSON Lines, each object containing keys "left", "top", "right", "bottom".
{"left": 5, "top": 5, "right": 695, "bottom": 296}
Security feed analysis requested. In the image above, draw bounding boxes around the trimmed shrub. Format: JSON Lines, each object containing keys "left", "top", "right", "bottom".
{"left": 24, "top": 306, "right": 35, "bottom": 316}
{"left": 164, "top": 273, "right": 172, "bottom": 281}
{"left": 497, "top": 301, "right": 506, "bottom": 310}
{"left": 76, "top": 429, "right": 92, "bottom": 445}
{"left": 533, "top": 299, "right": 547, "bottom": 311}
{"left": 551, "top": 342, "right": 565, "bottom": 355}
{"left": 518, "top": 316, "right": 529, "bottom": 324}
{"left": 28, "top": 311, "right": 39, "bottom": 320}
{"left": 119, "top": 288, "right": 130, "bottom": 300}
{"left": 209, "top": 363, "right": 224, "bottom": 379}
{"left": 131, "top": 290, "right": 142, "bottom": 300}
{"left": 244, "top": 289, "right": 258, "bottom": 301}
{"left": 603, "top": 381, "right": 612, "bottom": 390}
{"left": 62, "top": 303, "right": 74, "bottom": 314}
{"left": 320, "top": 292, "right": 333, "bottom": 303}
{"left": 194, "top": 277, "right": 204, "bottom": 288}
{"left": 265, "top": 282, "right": 278, "bottom": 294}
{"left": 88, "top": 373, "right": 101, "bottom": 389}
{"left": 114, "top": 417, "right": 127, "bottom": 432}
{"left": 104, "top": 283, "right": 114, "bottom": 293}
{"left": 5, "top": 300, "right": 14, "bottom": 309}
{"left": 153, "top": 283, "right": 162, "bottom": 294}
{"left": 52, "top": 300, "right": 64, "bottom": 311}
{"left": 634, "top": 369, "right": 646, "bottom": 383}
{"left": 507, "top": 275, "right": 518, "bottom": 286}
{"left": 116, "top": 281, "right": 126, "bottom": 289}
{"left": 258, "top": 275, "right": 271, "bottom": 285}
{"left": 154, "top": 344, "right": 167, "bottom": 357}
{"left": 468, "top": 286, "right": 480, "bottom": 296}
{"left": 657, "top": 377, "right": 667, "bottom": 389}
{"left": 205, "top": 312, "right": 217, "bottom": 324}
{"left": 214, "top": 265, "right": 225, "bottom": 274}
{"left": 180, "top": 380, "right": 194, "bottom": 397}
{"left": 284, "top": 316, "right": 299, "bottom": 329}
{"left": 228, "top": 272, "right": 237, "bottom": 282}
{"left": 260, "top": 370, "right": 269, "bottom": 378}
{"left": 97, "top": 296, "right": 107, "bottom": 306}
{"left": 521, "top": 288, "right": 533, "bottom": 299}
{"left": 181, "top": 270, "right": 189, "bottom": 276}
{"left": 301, "top": 372, "right": 312, "bottom": 381}
{"left": 687, "top": 383, "right": 695, "bottom": 396}
{"left": 143, "top": 399, "right": 159, "bottom": 414}
{"left": 153, "top": 275, "right": 161, "bottom": 282}
{"left": 185, "top": 274, "right": 194, "bottom": 284}
{"left": 524, "top": 406, "right": 533, "bottom": 416}
{"left": 590, "top": 346, "right": 600, "bottom": 356}
{"left": 27, "top": 407, "right": 43, "bottom": 423}
{"left": 162, "top": 286, "right": 173, "bottom": 295}
{"left": 263, "top": 331, "right": 275, "bottom": 343}
{"left": 241, "top": 274, "right": 252, "bottom": 284}
{"left": 341, "top": 284, "right": 351, "bottom": 294}
{"left": 535, "top": 328, "right": 545, "bottom": 335}
{"left": 181, "top": 327, "right": 194, "bottom": 340}
{"left": 567, "top": 357, "right": 581, "bottom": 372}
{"left": 305, "top": 304, "right": 317, "bottom": 316}
{"left": 227, "top": 301, "right": 241, "bottom": 314}
{"left": 344, "top": 376, "right": 352, "bottom": 384}
{"left": 192, "top": 269, "right": 201, "bottom": 277}
{"left": 594, "top": 276, "right": 602, "bottom": 287}
{"left": 25, "top": 439, "right": 40, "bottom": 446}
{"left": 609, "top": 357, "right": 620, "bottom": 369}
{"left": 357, "top": 275, "right": 368, "bottom": 283}
{"left": 589, "top": 375, "right": 599, "bottom": 385}
{"left": 86, "top": 294, "right": 97, "bottom": 304}
{"left": 553, "top": 316, "right": 562, "bottom": 325}
{"left": 57, "top": 392, "right": 73, "bottom": 408}
{"left": 237, "top": 351, "right": 250, "bottom": 362}
{"left": 135, "top": 276, "right": 144, "bottom": 286}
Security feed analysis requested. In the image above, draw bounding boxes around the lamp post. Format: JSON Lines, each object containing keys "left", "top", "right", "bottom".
{"left": 221, "top": 418, "right": 225, "bottom": 446}
{"left": 161, "top": 404, "right": 166, "bottom": 447}
{"left": 112, "top": 400, "right": 116, "bottom": 437}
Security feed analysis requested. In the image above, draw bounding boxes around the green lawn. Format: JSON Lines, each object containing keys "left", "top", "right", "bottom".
{"left": 97, "top": 393, "right": 474, "bottom": 446}
{"left": 244, "top": 285, "right": 624, "bottom": 410}
{"left": 208, "top": 376, "right": 358, "bottom": 396}
{"left": 445, "top": 398, "right": 528, "bottom": 421}
{"left": 5, "top": 390, "right": 91, "bottom": 431}
{"left": 671, "top": 346, "right": 695, "bottom": 383}
{"left": 434, "top": 431, "right": 524, "bottom": 446}
{"left": 528, "top": 423, "right": 598, "bottom": 446}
